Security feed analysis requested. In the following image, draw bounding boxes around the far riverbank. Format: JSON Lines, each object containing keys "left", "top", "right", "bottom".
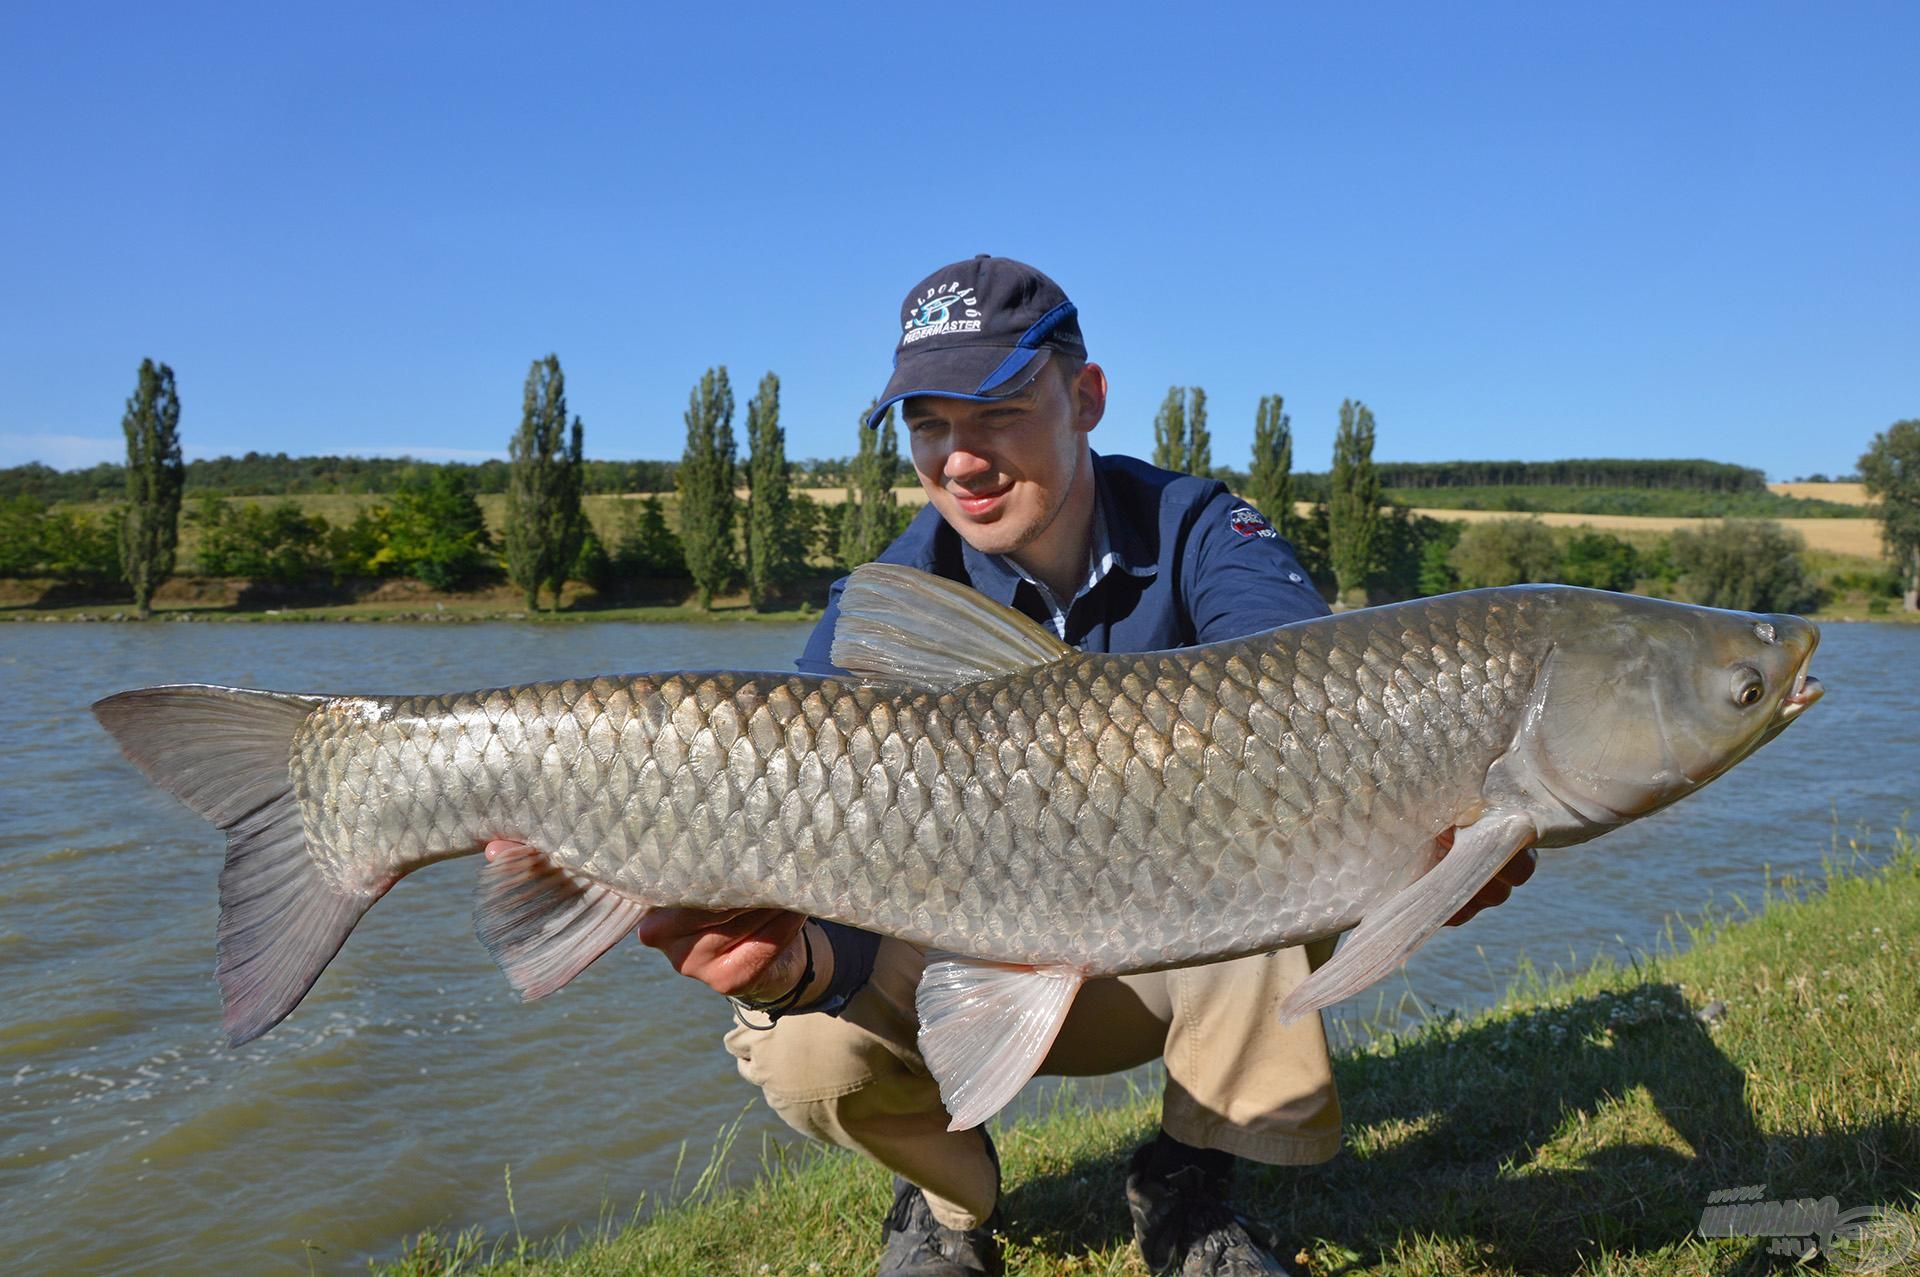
{"left": 6, "top": 576, "right": 1913, "bottom": 625}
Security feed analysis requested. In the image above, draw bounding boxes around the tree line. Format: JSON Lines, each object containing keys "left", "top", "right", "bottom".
{"left": 1366, "top": 458, "right": 1768, "bottom": 492}
{"left": 0, "top": 452, "right": 913, "bottom": 505}
{"left": 7, "top": 357, "right": 1916, "bottom": 615}
{"left": 1159, "top": 388, "right": 1914, "bottom": 613}
{"left": 0, "top": 354, "right": 923, "bottom": 614}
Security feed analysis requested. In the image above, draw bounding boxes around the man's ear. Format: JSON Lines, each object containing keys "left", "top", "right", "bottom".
{"left": 1074, "top": 362, "right": 1108, "bottom": 435}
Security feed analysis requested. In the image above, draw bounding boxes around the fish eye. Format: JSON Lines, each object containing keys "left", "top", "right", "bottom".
{"left": 1731, "top": 666, "right": 1765, "bottom": 708}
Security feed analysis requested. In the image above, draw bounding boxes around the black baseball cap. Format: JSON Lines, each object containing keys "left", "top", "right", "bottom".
{"left": 865, "top": 254, "right": 1086, "bottom": 428}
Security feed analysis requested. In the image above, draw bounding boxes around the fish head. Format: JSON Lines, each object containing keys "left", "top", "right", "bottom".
{"left": 1518, "top": 590, "right": 1822, "bottom": 837}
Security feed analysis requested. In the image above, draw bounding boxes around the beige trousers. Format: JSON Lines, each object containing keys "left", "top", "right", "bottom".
{"left": 725, "top": 937, "right": 1343, "bottom": 1230}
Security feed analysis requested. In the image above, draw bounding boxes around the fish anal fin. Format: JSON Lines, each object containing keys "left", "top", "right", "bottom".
{"left": 1276, "top": 809, "right": 1537, "bottom": 1023}
{"left": 475, "top": 844, "right": 648, "bottom": 1000}
{"left": 915, "top": 954, "right": 1084, "bottom": 1131}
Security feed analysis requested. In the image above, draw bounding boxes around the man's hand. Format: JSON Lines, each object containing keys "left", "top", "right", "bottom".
{"left": 632, "top": 905, "right": 811, "bottom": 1002}
{"left": 1440, "top": 827, "right": 1538, "bottom": 927}
{"left": 481, "top": 840, "right": 818, "bottom": 1005}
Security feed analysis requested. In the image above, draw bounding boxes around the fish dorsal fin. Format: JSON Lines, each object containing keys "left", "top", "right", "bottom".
{"left": 830, "top": 563, "right": 1072, "bottom": 691}
{"left": 1275, "top": 808, "right": 1536, "bottom": 1023}
{"left": 915, "top": 954, "right": 1085, "bottom": 1130}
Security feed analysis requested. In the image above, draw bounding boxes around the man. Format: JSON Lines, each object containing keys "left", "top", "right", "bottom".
{"left": 627, "top": 256, "right": 1534, "bottom": 1276}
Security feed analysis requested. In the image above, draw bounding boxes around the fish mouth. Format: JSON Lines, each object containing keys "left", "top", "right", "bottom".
{"left": 1767, "top": 653, "right": 1824, "bottom": 746}
{"left": 1784, "top": 669, "right": 1823, "bottom": 709}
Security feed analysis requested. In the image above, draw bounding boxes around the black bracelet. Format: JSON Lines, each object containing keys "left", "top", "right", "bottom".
{"left": 728, "top": 923, "right": 816, "bottom": 1031}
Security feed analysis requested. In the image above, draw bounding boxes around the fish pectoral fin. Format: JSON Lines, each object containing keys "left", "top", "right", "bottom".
{"left": 474, "top": 844, "right": 649, "bottom": 1000}
{"left": 1276, "top": 809, "right": 1537, "bottom": 1023}
{"left": 915, "top": 955, "right": 1085, "bottom": 1132}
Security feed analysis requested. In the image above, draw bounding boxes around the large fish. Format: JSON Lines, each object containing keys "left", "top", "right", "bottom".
{"left": 93, "top": 566, "right": 1822, "bottom": 1129}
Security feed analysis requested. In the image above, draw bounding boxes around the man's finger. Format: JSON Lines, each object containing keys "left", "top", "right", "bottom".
{"left": 483, "top": 838, "right": 528, "bottom": 862}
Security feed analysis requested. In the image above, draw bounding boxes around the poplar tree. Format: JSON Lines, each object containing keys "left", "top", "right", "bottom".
{"left": 119, "top": 359, "right": 183, "bottom": 618}
{"left": 1328, "top": 399, "right": 1384, "bottom": 606}
{"left": 1186, "top": 387, "right": 1210, "bottom": 477}
{"left": 744, "top": 371, "right": 795, "bottom": 609}
{"left": 1246, "top": 393, "right": 1297, "bottom": 543}
{"left": 840, "top": 401, "right": 900, "bottom": 568}
{"left": 678, "top": 366, "right": 737, "bottom": 610}
{"left": 1152, "top": 386, "right": 1211, "bottom": 476}
{"left": 1859, "top": 419, "right": 1920, "bottom": 611}
{"left": 1152, "top": 387, "right": 1187, "bottom": 473}
{"left": 504, "top": 354, "right": 586, "bottom": 611}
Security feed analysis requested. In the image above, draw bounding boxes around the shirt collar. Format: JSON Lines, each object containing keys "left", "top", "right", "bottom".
{"left": 957, "top": 452, "right": 1157, "bottom": 633}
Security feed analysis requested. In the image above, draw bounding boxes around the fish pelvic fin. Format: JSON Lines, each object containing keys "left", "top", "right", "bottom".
{"left": 1275, "top": 809, "right": 1537, "bottom": 1024}
{"left": 915, "top": 954, "right": 1084, "bottom": 1131}
{"left": 475, "top": 843, "right": 648, "bottom": 999}
{"left": 92, "top": 684, "right": 385, "bottom": 1046}
{"left": 831, "top": 563, "right": 1073, "bottom": 691}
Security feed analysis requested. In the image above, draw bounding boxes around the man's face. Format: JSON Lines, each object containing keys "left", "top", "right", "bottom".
{"left": 901, "top": 362, "right": 1106, "bottom": 560}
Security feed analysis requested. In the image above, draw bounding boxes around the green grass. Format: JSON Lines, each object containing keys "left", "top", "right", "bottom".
{"left": 1388, "top": 486, "right": 1864, "bottom": 519}
{"left": 370, "top": 826, "right": 1920, "bottom": 1276}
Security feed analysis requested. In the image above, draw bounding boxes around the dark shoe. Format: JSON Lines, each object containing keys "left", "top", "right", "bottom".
{"left": 876, "top": 1131, "right": 1004, "bottom": 1277}
{"left": 876, "top": 1176, "right": 1003, "bottom": 1276}
{"left": 1124, "top": 1132, "right": 1304, "bottom": 1276}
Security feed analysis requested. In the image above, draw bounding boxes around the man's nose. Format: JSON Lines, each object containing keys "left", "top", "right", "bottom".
{"left": 944, "top": 442, "right": 993, "bottom": 481}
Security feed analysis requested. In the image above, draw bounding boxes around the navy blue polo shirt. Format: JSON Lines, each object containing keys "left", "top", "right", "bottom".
{"left": 787, "top": 451, "right": 1327, "bottom": 1016}
{"left": 799, "top": 451, "right": 1327, "bottom": 675}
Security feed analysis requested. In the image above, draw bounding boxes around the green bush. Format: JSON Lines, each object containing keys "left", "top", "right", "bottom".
{"left": 572, "top": 529, "right": 612, "bottom": 592}
{"left": 1448, "top": 517, "right": 1561, "bottom": 588}
{"left": 0, "top": 496, "right": 49, "bottom": 576}
{"left": 1559, "top": 530, "right": 1640, "bottom": 592}
{"left": 193, "top": 498, "right": 330, "bottom": 583}
{"left": 1668, "top": 519, "right": 1820, "bottom": 613}
{"left": 378, "top": 470, "right": 495, "bottom": 590}
{"left": 1373, "top": 508, "right": 1455, "bottom": 602}
{"left": 609, "top": 495, "right": 688, "bottom": 579}
{"left": 326, "top": 507, "right": 391, "bottom": 581}
{"left": 0, "top": 495, "right": 122, "bottom": 581}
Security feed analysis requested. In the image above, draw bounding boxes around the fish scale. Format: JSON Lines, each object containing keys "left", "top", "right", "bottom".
{"left": 284, "top": 591, "right": 1539, "bottom": 973}
{"left": 92, "top": 567, "right": 1822, "bottom": 1129}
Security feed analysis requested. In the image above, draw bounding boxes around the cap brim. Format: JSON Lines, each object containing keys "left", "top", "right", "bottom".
{"left": 865, "top": 346, "right": 1053, "bottom": 429}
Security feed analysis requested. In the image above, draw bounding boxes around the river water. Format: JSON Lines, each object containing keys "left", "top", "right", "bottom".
{"left": 1, "top": 618, "right": 1914, "bottom": 1274}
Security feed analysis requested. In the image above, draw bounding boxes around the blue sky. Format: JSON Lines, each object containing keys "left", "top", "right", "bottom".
{"left": 2, "top": 3, "right": 1913, "bottom": 480}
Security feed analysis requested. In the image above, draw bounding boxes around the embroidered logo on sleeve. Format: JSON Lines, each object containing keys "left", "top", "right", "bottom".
{"left": 1228, "top": 506, "right": 1279, "bottom": 539}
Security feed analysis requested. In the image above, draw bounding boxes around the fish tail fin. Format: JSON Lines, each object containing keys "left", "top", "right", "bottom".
{"left": 92, "top": 685, "right": 387, "bottom": 1045}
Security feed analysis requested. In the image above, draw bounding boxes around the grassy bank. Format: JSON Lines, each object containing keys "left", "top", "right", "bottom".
{"left": 374, "top": 828, "right": 1920, "bottom": 1276}
{"left": 0, "top": 576, "right": 831, "bottom": 624}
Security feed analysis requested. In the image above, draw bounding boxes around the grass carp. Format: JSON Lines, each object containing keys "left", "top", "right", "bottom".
{"left": 93, "top": 565, "right": 1823, "bottom": 1129}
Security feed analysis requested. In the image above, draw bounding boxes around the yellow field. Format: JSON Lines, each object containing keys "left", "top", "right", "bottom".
{"left": 52, "top": 486, "right": 1888, "bottom": 562}
{"left": 1405, "top": 507, "right": 1884, "bottom": 558}
{"left": 1767, "top": 481, "right": 1871, "bottom": 505}
{"left": 791, "top": 485, "right": 931, "bottom": 506}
